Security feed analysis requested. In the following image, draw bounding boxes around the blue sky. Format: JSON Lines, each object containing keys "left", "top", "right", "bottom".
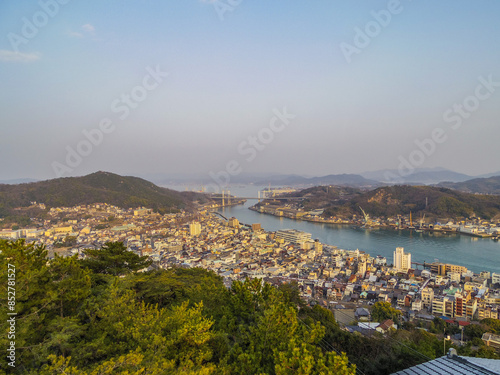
{"left": 1, "top": 0, "right": 499, "bottom": 181}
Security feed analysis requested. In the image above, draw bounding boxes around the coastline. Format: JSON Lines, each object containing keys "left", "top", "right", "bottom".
{"left": 248, "top": 205, "right": 499, "bottom": 240}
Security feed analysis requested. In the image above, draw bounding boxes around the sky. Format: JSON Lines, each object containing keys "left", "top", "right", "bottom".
{"left": 1, "top": 0, "right": 500, "bottom": 182}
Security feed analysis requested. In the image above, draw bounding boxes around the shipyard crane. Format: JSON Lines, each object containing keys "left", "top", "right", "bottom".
{"left": 408, "top": 211, "right": 415, "bottom": 229}
{"left": 419, "top": 213, "right": 426, "bottom": 228}
{"left": 359, "top": 206, "right": 371, "bottom": 225}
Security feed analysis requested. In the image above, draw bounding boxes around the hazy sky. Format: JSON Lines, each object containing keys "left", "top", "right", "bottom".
{"left": 1, "top": 0, "right": 500, "bottom": 181}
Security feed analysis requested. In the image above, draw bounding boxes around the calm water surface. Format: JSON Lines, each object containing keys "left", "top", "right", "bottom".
{"left": 168, "top": 184, "right": 500, "bottom": 274}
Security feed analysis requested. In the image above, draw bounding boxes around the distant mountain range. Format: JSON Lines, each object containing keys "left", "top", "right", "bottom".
{"left": 254, "top": 173, "right": 380, "bottom": 187}
{"left": 0, "top": 171, "right": 211, "bottom": 222}
{"left": 436, "top": 176, "right": 500, "bottom": 195}
{"left": 254, "top": 168, "right": 500, "bottom": 191}
{"left": 3, "top": 167, "right": 500, "bottom": 194}
{"left": 359, "top": 167, "right": 473, "bottom": 185}
{"left": 0, "top": 178, "right": 39, "bottom": 184}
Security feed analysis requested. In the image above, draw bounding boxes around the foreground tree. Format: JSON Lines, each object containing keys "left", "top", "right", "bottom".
{"left": 371, "top": 301, "right": 401, "bottom": 323}
{"left": 81, "top": 242, "right": 152, "bottom": 276}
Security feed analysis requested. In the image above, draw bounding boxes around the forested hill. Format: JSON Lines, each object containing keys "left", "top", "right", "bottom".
{"left": 342, "top": 185, "right": 500, "bottom": 219}
{"left": 279, "top": 185, "right": 500, "bottom": 220}
{"left": 0, "top": 171, "right": 210, "bottom": 217}
{"left": 436, "top": 175, "right": 500, "bottom": 195}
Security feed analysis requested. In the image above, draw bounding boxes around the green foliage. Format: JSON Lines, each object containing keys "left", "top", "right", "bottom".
{"left": 472, "top": 337, "right": 485, "bottom": 346}
{"left": 0, "top": 240, "right": 355, "bottom": 374}
{"left": 54, "top": 235, "right": 78, "bottom": 248}
{"left": 474, "top": 345, "right": 500, "bottom": 359}
{"left": 1, "top": 214, "right": 32, "bottom": 228}
{"left": 438, "top": 176, "right": 500, "bottom": 195}
{"left": 435, "top": 196, "right": 472, "bottom": 217}
{"left": 480, "top": 318, "right": 500, "bottom": 334}
{"left": 319, "top": 185, "right": 500, "bottom": 220}
{"left": 0, "top": 171, "right": 211, "bottom": 219}
{"left": 464, "top": 323, "right": 486, "bottom": 340}
{"left": 371, "top": 302, "right": 401, "bottom": 323}
{"left": 81, "top": 242, "right": 152, "bottom": 276}
{"left": 277, "top": 281, "right": 306, "bottom": 308}
{"left": 8, "top": 239, "right": 496, "bottom": 374}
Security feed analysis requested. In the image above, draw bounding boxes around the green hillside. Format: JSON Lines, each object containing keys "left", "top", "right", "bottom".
{"left": 437, "top": 175, "right": 500, "bottom": 195}
{"left": 322, "top": 185, "right": 500, "bottom": 220}
{"left": 268, "top": 185, "right": 500, "bottom": 220}
{"left": 0, "top": 171, "right": 210, "bottom": 221}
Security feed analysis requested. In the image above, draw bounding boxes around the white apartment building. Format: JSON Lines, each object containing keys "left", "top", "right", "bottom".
{"left": 275, "top": 229, "right": 312, "bottom": 244}
{"left": 393, "top": 247, "right": 411, "bottom": 272}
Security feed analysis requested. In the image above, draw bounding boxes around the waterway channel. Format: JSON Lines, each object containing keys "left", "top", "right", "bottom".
{"left": 213, "top": 185, "right": 500, "bottom": 274}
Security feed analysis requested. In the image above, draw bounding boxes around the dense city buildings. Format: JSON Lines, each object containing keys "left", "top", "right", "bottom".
{"left": 2, "top": 203, "right": 500, "bottom": 337}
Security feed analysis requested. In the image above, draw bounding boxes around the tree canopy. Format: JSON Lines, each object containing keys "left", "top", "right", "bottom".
{"left": 371, "top": 302, "right": 402, "bottom": 323}
{"left": 2, "top": 239, "right": 496, "bottom": 375}
{"left": 0, "top": 240, "right": 355, "bottom": 375}
{"left": 80, "top": 242, "right": 152, "bottom": 276}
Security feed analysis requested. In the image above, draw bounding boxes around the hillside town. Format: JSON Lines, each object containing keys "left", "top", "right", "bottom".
{"left": 1, "top": 203, "right": 500, "bottom": 350}
{"left": 253, "top": 200, "right": 500, "bottom": 240}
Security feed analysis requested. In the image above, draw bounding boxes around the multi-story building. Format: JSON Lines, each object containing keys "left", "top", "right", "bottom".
{"left": 134, "top": 208, "right": 151, "bottom": 216}
{"left": 412, "top": 299, "right": 422, "bottom": 311}
{"left": 444, "top": 296, "right": 455, "bottom": 318}
{"left": 431, "top": 262, "right": 467, "bottom": 276}
{"left": 393, "top": 247, "right": 411, "bottom": 272}
{"left": 432, "top": 296, "right": 455, "bottom": 318}
{"left": 454, "top": 292, "right": 471, "bottom": 318}
{"left": 251, "top": 223, "right": 262, "bottom": 231}
{"left": 448, "top": 264, "right": 468, "bottom": 274}
{"left": 478, "top": 304, "right": 499, "bottom": 320}
{"left": 275, "top": 229, "right": 312, "bottom": 245}
{"left": 432, "top": 297, "right": 445, "bottom": 316}
{"left": 448, "top": 272, "right": 461, "bottom": 283}
{"left": 466, "top": 299, "right": 478, "bottom": 320}
{"left": 464, "top": 282, "right": 486, "bottom": 292}
{"left": 492, "top": 272, "right": 500, "bottom": 285}
{"left": 314, "top": 239, "right": 323, "bottom": 254}
{"left": 228, "top": 217, "right": 240, "bottom": 228}
{"left": 189, "top": 222, "right": 201, "bottom": 236}
{"left": 431, "top": 263, "right": 448, "bottom": 276}
{"left": 482, "top": 333, "right": 500, "bottom": 350}
{"left": 167, "top": 242, "right": 182, "bottom": 253}
{"left": 357, "top": 260, "right": 367, "bottom": 277}
{"left": 421, "top": 287, "right": 434, "bottom": 307}
{"left": 480, "top": 271, "right": 491, "bottom": 279}
{"left": 0, "top": 230, "right": 22, "bottom": 239}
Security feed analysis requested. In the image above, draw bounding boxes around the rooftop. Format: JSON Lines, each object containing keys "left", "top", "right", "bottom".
{"left": 392, "top": 349, "right": 500, "bottom": 375}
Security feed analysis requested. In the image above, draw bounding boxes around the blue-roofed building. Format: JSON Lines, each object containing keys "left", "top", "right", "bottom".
{"left": 392, "top": 349, "right": 500, "bottom": 375}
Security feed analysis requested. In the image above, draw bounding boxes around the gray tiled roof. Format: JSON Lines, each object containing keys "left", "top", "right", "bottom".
{"left": 392, "top": 353, "right": 500, "bottom": 375}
